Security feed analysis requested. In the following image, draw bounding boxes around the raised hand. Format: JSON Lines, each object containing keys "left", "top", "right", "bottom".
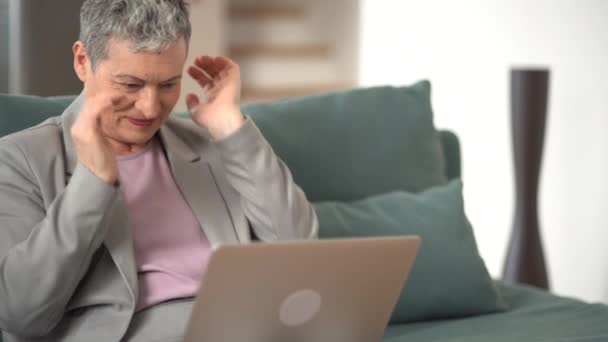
{"left": 71, "top": 95, "right": 125, "bottom": 184}
{"left": 186, "top": 55, "right": 245, "bottom": 140}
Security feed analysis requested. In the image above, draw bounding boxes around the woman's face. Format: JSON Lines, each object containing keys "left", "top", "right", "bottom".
{"left": 74, "top": 37, "right": 188, "bottom": 154}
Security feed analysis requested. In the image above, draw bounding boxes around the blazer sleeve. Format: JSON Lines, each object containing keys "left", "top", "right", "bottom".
{"left": 0, "top": 138, "right": 118, "bottom": 338}
{"left": 213, "top": 118, "right": 319, "bottom": 241}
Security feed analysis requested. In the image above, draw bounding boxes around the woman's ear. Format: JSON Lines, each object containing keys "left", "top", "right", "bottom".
{"left": 73, "top": 41, "right": 90, "bottom": 82}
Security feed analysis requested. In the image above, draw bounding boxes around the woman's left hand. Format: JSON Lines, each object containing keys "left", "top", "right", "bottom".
{"left": 186, "top": 55, "right": 245, "bottom": 140}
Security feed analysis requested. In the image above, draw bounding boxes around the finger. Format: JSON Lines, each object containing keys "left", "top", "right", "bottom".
{"left": 215, "top": 56, "right": 237, "bottom": 68}
{"left": 194, "top": 55, "right": 216, "bottom": 77}
{"left": 214, "top": 56, "right": 233, "bottom": 68}
{"left": 216, "top": 57, "right": 239, "bottom": 81}
{"left": 195, "top": 55, "right": 228, "bottom": 79}
{"left": 81, "top": 94, "right": 121, "bottom": 121}
{"left": 208, "top": 57, "right": 228, "bottom": 78}
{"left": 188, "top": 66, "right": 214, "bottom": 89}
{"left": 95, "top": 95, "right": 128, "bottom": 118}
{"left": 195, "top": 55, "right": 214, "bottom": 67}
{"left": 188, "top": 64, "right": 213, "bottom": 82}
{"left": 211, "top": 56, "right": 234, "bottom": 80}
{"left": 110, "top": 95, "right": 130, "bottom": 112}
{"left": 185, "top": 93, "right": 200, "bottom": 112}
{"left": 94, "top": 94, "right": 125, "bottom": 109}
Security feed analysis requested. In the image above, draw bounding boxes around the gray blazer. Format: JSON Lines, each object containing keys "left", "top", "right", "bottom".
{"left": 0, "top": 95, "right": 319, "bottom": 341}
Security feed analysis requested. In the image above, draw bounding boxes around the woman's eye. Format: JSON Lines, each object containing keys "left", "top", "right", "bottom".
{"left": 161, "top": 83, "right": 175, "bottom": 89}
{"left": 123, "top": 83, "right": 141, "bottom": 90}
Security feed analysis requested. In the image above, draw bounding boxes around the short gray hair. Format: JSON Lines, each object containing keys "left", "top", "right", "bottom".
{"left": 79, "top": 0, "right": 191, "bottom": 69}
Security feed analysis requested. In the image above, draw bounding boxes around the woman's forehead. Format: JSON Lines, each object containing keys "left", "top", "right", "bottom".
{"left": 100, "top": 39, "right": 187, "bottom": 80}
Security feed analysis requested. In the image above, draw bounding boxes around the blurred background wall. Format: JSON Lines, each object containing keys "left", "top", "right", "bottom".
{"left": 218, "top": 0, "right": 358, "bottom": 105}
{"left": 0, "top": 0, "right": 8, "bottom": 93}
{"left": 360, "top": 0, "right": 608, "bottom": 304}
{"left": 1, "top": 0, "right": 359, "bottom": 109}
{"left": 6, "top": 0, "right": 83, "bottom": 96}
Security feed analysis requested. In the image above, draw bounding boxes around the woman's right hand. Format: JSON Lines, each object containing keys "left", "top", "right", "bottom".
{"left": 70, "top": 94, "right": 124, "bottom": 185}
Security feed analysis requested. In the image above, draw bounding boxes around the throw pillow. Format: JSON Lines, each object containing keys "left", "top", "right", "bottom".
{"left": 243, "top": 81, "right": 447, "bottom": 201}
{"left": 314, "top": 179, "right": 507, "bottom": 323}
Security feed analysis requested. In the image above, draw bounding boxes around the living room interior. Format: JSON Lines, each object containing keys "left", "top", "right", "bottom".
{"left": 1, "top": 0, "right": 607, "bottom": 341}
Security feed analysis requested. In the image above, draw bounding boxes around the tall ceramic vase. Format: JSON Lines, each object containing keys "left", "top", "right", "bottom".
{"left": 503, "top": 68, "right": 550, "bottom": 289}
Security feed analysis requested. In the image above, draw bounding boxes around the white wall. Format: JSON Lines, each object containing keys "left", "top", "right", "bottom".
{"left": 360, "top": 0, "right": 608, "bottom": 304}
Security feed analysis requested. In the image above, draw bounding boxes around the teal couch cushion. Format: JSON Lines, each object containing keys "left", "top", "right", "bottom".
{"left": 314, "top": 179, "right": 506, "bottom": 323}
{"left": 0, "top": 94, "right": 69, "bottom": 138}
{"left": 243, "top": 81, "right": 447, "bottom": 201}
{"left": 383, "top": 281, "right": 608, "bottom": 341}
{"left": 2, "top": 82, "right": 448, "bottom": 202}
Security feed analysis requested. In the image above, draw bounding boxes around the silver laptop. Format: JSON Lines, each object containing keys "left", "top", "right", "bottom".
{"left": 183, "top": 236, "right": 420, "bottom": 342}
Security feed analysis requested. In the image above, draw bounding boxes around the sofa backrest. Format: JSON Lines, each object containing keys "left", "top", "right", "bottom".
{"left": 1, "top": 83, "right": 461, "bottom": 198}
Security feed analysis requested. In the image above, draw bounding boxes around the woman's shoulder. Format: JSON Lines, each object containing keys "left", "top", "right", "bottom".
{"left": 1, "top": 115, "right": 64, "bottom": 146}
{"left": 0, "top": 116, "right": 65, "bottom": 169}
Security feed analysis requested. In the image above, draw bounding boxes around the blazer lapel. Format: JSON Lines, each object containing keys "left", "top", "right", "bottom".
{"left": 60, "top": 93, "right": 138, "bottom": 302}
{"left": 158, "top": 120, "right": 240, "bottom": 246}
{"left": 102, "top": 194, "right": 138, "bottom": 302}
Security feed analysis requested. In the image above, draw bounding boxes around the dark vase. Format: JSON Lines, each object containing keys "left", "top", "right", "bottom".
{"left": 503, "top": 68, "right": 550, "bottom": 289}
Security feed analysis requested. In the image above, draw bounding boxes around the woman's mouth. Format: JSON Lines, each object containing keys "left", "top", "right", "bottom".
{"left": 128, "top": 118, "right": 155, "bottom": 127}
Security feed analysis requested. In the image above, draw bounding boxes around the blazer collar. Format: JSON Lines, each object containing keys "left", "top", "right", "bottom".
{"left": 158, "top": 120, "right": 202, "bottom": 164}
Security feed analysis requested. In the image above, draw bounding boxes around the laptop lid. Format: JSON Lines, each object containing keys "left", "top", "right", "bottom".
{"left": 184, "top": 236, "right": 420, "bottom": 342}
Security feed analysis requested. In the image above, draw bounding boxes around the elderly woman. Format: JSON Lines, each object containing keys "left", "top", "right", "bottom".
{"left": 0, "top": 0, "right": 318, "bottom": 341}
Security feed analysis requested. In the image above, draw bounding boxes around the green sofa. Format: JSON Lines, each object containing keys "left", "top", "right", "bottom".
{"left": 1, "top": 84, "right": 608, "bottom": 341}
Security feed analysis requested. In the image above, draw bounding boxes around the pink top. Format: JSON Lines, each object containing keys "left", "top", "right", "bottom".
{"left": 117, "top": 138, "right": 212, "bottom": 312}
